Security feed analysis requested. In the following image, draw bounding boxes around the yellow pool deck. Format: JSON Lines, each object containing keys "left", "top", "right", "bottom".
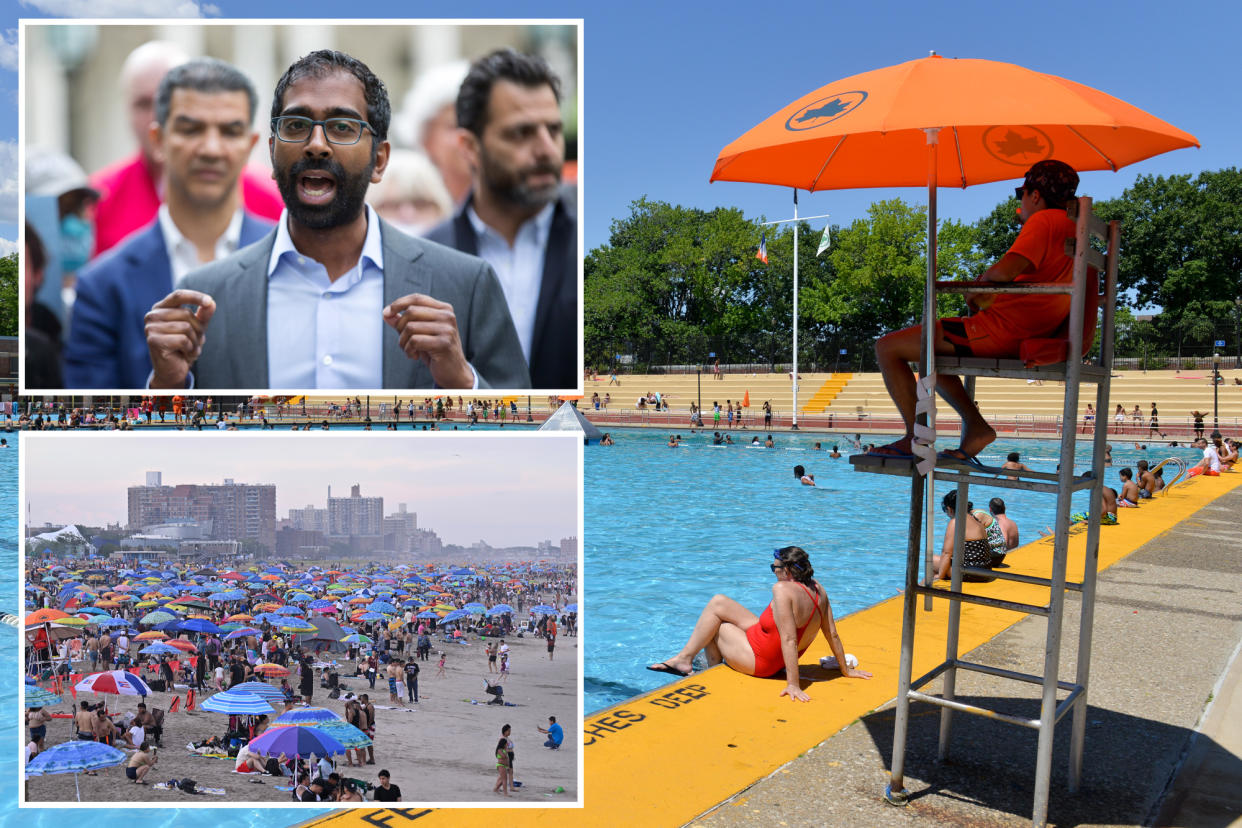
{"left": 301, "top": 469, "right": 1242, "bottom": 828}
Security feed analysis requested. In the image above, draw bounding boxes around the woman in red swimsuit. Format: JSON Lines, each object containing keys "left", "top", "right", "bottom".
{"left": 648, "top": 546, "right": 871, "bottom": 700}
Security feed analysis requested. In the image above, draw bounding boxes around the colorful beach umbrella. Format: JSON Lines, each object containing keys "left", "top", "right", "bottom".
{"left": 254, "top": 663, "right": 289, "bottom": 678}
{"left": 75, "top": 671, "right": 151, "bottom": 697}
{"left": 246, "top": 724, "right": 346, "bottom": 759}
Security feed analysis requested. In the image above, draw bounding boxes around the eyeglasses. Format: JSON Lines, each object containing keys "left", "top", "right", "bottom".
{"left": 1014, "top": 186, "right": 1026, "bottom": 199}
{"left": 272, "top": 116, "right": 375, "bottom": 145}
{"left": 770, "top": 563, "right": 785, "bottom": 572}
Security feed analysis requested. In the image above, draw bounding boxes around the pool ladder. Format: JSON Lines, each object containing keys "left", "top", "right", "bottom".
{"left": 850, "top": 196, "right": 1120, "bottom": 828}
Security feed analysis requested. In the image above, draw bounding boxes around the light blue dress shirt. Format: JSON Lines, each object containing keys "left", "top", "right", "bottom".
{"left": 266, "top": 205, "right": 385, "bottom": 389}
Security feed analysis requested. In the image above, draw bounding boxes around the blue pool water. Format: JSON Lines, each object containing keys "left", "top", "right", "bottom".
{"left": 582, "top": 428, "right": 1204, "bottom": 712}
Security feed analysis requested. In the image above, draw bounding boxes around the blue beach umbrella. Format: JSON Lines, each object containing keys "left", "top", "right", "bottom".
{"left": 273, "top": 706, "right": 342, "bottom": 725}
{"left": 488, "top": 604, "right": 514, "bottom": 615}
{"left": 179, "top": 618, "right": 221, "bottom": 634}
{"left": 224, "top": 627, "right": 261, "bottom": 641}
{"left": 530, "top": 605, "right": 557, "bottom": 614}
{"left": 564, "top": 603, "right": 578, "bottom": 613}
{"left": 200, "top": 690, "right": 276, "bottom": 715}
{"left": 442, "top": 609, "right": 469, "bottom": 623}
{"left": 139, "top": 642, "right": 182, "bottom": 656}
{"left": 277, "top": 718, "right": 371, "bottom": 749}
{"left": 26, "top": 740, "right": 127, "bottom": 800}
{"left": 230, "top": 682, "right": 285, "bottom": 704}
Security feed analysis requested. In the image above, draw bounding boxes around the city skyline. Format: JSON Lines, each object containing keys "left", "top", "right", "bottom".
{"left": 23, "top": 433, "right": 580, "bottom": 548}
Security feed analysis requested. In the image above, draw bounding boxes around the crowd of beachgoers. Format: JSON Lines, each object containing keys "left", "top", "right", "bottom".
{"left": 23, "top": 557, "right": 578, "bottom": 803}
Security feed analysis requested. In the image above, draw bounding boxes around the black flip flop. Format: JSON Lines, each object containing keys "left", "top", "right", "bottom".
{"left": 646, "top": 662, "right": 689, "bottom": 677}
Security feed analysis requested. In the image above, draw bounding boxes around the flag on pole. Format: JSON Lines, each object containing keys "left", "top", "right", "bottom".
{"left": 756, "top": 232, "right": 768, "bottom": 264}
{"left": 816, "top": 224, "right": 831, "bottom": 256}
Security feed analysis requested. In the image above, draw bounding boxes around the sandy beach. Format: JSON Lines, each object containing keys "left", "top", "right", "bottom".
{"left": 25, "top": 631, "right": 579, "bottom": 805}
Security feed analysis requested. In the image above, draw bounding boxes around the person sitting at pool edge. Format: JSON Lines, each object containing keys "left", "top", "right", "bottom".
{"left": 1118, "top": 467, "right": 1141, "bottom": 506}
{"left": 647, "top": 546, "right": 871, "bottom": 701}
{"left": 869, "top": 159, "right": 1081, "bottom": 466}
{"left": 932, "top": 490, "right": 995, "bottom": 582}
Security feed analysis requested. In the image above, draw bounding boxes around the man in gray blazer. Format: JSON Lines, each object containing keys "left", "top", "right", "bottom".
{"left": 145, "top": 49, "right": 528, "bottom": 390}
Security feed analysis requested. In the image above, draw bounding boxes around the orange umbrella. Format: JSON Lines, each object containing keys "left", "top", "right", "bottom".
{"left": 711, "top": 53, "right": 1198, "bottom": 435}
{"left": 254, "top": 663, "right": 289, "bottom": 677}
{"left": 710, "top": 54, "right": 1198, "bottom": 190}
{"left": 27, "top": 609, "right": 70, "bottom": 625}
{"left": 166, "top": 639, "right": 197, "bottom": 652}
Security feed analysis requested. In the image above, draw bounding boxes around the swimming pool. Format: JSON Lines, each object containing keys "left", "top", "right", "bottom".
{"left": 582, "top": 428, "right": 1204, "bottom": 712}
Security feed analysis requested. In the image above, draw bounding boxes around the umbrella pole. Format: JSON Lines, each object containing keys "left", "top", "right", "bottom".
{"left": 75, "top": 770, "right": 81, "bottom": 802}
{"left": 790, "top": 189, "right": 799, "bottom": 429}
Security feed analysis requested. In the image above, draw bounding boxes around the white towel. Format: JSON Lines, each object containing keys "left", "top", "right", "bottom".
{"left": 819, "top": 653, "right": 859, "bottom": 670}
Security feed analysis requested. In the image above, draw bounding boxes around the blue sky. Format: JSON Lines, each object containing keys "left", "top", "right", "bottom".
{"left": 2, "top": 0, "right": 1237, "bottom": 257}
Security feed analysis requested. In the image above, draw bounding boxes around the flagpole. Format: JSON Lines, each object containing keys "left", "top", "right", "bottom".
{"left": 760, "top": 206, "right": 829, "bottom": 434}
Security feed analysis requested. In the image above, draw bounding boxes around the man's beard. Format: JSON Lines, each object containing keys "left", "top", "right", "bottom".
{"left": 276, "top": 156, "right": 374, "bottom": 230}
{"left": 479, "top": 147, "right": 561, "bottom": 209}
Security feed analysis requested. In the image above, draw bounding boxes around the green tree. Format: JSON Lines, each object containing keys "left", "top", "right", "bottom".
{"left": 973, "top": 197, "right": 1021, "bottom": 262}
{"left": 0, "top": 253, "right": 17, "bottom": 337}
{"left": 585, "top": 198, "right": 794, "bottom": 369}
{"left": 1094, "top": 169, "right": 1242, "bottom": 343}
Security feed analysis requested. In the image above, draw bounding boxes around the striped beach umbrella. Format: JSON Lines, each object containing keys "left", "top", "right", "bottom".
{"left": 254, "top": 663, "right": 289, "bottom": 678}
{"left": 200, "top": 690, "right": 275, "bottom": 715}
{"left": 230, "top": 681, "right": 286, "bottom": 704}
{"left": 25, "top": 687, "right": 63, "bottom": 708}
{"left": 340, "top": 633, "right": 372, "bottom": 645}
{"left": 225, "top": 627, "right": 261, "bottom": 640}
{"left": 274, "top": 706, "right": 342, "bottom": 725}
{"left": 75, "top": 670, "right": 151, "bottom": 697}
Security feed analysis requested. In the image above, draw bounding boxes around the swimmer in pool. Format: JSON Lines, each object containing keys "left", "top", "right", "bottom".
{"left": 648, "top": 546, "right": 871, "bottom": 700}
{"left": 829, "top": 445, "right": 842, "bottom": 458}
{"left": 793, "top": 465, "right": 815, "bottom": 486}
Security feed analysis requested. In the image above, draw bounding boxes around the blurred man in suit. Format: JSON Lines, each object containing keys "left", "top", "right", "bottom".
{"left": 90, "top": 41, "right": 282, "bottom": 256}
{"left": 65, "top": 58, "right": 274, "bottom": 389}
{"left": 425, "top": 49, "right": 577, "bottom": 390}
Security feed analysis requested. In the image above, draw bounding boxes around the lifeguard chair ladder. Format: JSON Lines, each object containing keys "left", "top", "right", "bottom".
{"left": 850, "top": 196, "right": 1120, "bottom": 828}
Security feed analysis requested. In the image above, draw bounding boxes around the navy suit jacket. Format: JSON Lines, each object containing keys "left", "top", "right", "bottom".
{"left": 64, "top": 214, "right": 273, "bottom": 389}
{"left": 424, "top": 186, "right": 578, "bottom": 389}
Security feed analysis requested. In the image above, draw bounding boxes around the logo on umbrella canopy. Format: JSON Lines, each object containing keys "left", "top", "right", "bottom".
{"left": 983, "top": 125, "right": 1054, "bottom": 165}
{"left": 786, "top": 91, "right": 867, "bottom": 131}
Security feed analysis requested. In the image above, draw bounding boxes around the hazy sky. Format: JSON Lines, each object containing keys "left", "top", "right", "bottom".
{"left": 23, "top": 433, "right": 580, "bottom": 547}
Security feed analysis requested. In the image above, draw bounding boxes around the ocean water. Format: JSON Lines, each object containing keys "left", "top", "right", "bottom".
{"left": 582, "top": 428, "right": 1203, "bottom": 711}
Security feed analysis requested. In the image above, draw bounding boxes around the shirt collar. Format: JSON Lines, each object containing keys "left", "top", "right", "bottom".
{"left": 466, "top": 198, "right": 556, "bottom": 248}
{"left": 157, "top": 203, "right": 245, "bottom": 260}
{"left": 268, "top": 203, "right": 385, "bottom": 278}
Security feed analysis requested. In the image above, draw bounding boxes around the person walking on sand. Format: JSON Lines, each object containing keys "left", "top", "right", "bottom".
{"left": 436, "top": 652, "right": 447, "bottom": 677}
{"left": 486, "top": 640, "right": 498, "bottom": 673}
{"left": 493, "top": 737, "right": 512, "bottom": 796}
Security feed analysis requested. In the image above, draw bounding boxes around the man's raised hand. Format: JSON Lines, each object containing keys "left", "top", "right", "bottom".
{"left": 382, "top": 294, "right": 473, "bottom": 389}
{"left": 145, "top": 289, "right": 216, "bottom": 388}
